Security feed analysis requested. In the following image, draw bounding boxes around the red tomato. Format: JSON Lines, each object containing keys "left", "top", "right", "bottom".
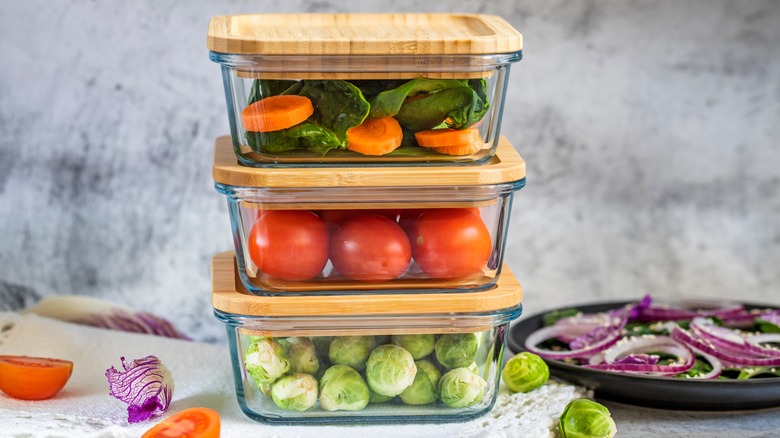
{"left": 142, "top": 407, "right": 220, "bottom": 438}
{"left": 330, "top": 214, "right": 412, "bottom": 281}
{"left": 410, "top": 208, "right": 492, "bottom": 279}
{"left": 0, "top": 356, "right": 73, "bottom": 400}
{"left": 247, "top": 210, "right": 329, "bottom": 281}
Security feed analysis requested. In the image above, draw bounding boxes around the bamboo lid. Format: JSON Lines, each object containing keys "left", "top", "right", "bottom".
{"left": 207, "top": 14, "right": 522, "bottom": 56}
{"left": 211, "top": 252, "right": 522, "bottom": 317}
{"left": 212, "top": 135, "right": 525, "bottom": 188}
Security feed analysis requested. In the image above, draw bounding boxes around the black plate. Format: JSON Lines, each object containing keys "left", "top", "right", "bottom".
{"left": 508, "top": 301, "right": 780, "bottom": 411}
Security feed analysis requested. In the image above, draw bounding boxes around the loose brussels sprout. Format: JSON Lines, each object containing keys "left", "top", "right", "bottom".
{"left": 502, "top": 352, "right": 549, "bottom": 393}
{"left": 318, "top": 365, "right": 370, "bottom": 411}
{"left": 369, "top": 388, "right": 394, "bottom": 404}
{"left": 329, "top": 336, "right": 376, "bottom": 371}
{"left": 559, "top": 399, "right": 617, "bottom": 438}
{"left": 244, "top": 338, "right": 290, "bottom": 385}
{"left": 438, "top": 367, "right": 487, "bottom": 408}
{"left": 366, "top": 344, "right": 417, "bottom": 396}
{"left": 399, "top": 360, "right": 441, "bottom": 405}
{"left": 271, "top": 373, "right": 318, "bottom": 411}
{"left": 285, "top": 337, "right": 320, "bottom": 376}
{"left": 391, "top": 334, "right": 435, "bottom": 360}
{"left": 435, "top": 333, "right": 478, "bottom": 369}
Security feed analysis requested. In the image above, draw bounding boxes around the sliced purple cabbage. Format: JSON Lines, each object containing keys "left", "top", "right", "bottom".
{"left": 612, "top": 353, "right": 660, "bottom": 365}
{"left": 105, "top": 355, "right": 174, "bottom": 423}
{"left": 85, "top": 310, "right": 190, "bottom": 340}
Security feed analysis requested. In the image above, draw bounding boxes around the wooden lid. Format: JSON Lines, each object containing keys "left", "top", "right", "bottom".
{"left": 207, "top": 14, "right": 522, "bottom": 56}
{"left": 212, "top": 135, "right": 526, "bottom": 188}
{"left": 211, "top": 251, "right": 522, "bottom": 317}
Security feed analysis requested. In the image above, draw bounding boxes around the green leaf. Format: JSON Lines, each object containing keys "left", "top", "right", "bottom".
{"left": 245, "top": 131, "right": 299, "bottom": 154}
{"left": 367, "top": 78, "right": 469, "bottom": 119}
{"left": 395, "top": 87, "right": 475, "bottom": 132}
{"left": 247, "top": 80, "right": 301, "bottom": 105}
{"left": 298, "top": 80, "right": 370, "bottom": 142}
{"left": 542, "top": 309, "right": 581, "bottom": 327}
{"left": 286, "top": 123, "right": 342, "bottom": 155}
{"left": 737, "top": 366, "right": 780, "bottom": 379}
{"left": 756, "top": 319, "right": 780, "bottom": 333}
{"left": 674, "top": 357, "right": 713, "bottom": 378}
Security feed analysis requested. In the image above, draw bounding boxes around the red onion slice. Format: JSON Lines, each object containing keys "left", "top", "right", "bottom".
{"left": 524, "top": 323, "right": 623, "bottom": 360}
{"left": 690, "top": 317, "right": 780, "bottom": 359}
{"left": 585, "top": 336, "right": 694, "bottom": 375}
{"left": 671, "top": 325, "right": 780, "bottom": 367}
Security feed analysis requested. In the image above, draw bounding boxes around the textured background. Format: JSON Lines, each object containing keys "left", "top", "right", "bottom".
{"left": 1, "top": 0, "right": 779, "bottom": 342}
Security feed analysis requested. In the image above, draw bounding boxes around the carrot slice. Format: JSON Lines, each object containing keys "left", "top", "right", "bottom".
{"left": 415, "top": 128, "right": 482, "bottom": 148}
{"left": 142, "top": 407, "right": 221, "bottom": 438}
{"left": 427, "top": 141, "right": 482, "bottom": 156}
{"left": 241, "top": 95, "right": 314, "bottom": 132}
{"left": 346, "top": 117, "right": 403, "bottom": 156}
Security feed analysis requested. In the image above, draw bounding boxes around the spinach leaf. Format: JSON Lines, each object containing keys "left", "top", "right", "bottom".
{"left": 737, "top": 366, "right": 780, "bottom": 379}
{"left": 245, "top": 131, "right": 299, "bottom": 154}
{"left": 367, "top": 78, "right": 469, "bottom": 119}
{"left": 542, "top": 308, "right": 582, "bottom": 327}
{"left": 245, "top": 124, "right": 342, "bottom": 155}
{"left": 351, "top": 80, "right": 408, "bottom": 99}
{"left": 298, "top": 80, "right": 370, "bottom": 142}
{"left": 247, "top": 80, "right": 301, "bottom": 105}
{"left": 395, "top": 87, "right": 474, "bottom": 132}
{"left": 285, "top": 123, "right": 342, "bottom": 155}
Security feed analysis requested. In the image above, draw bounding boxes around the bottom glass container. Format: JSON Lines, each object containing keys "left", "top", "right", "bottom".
{"left": 211, "top": 251, "right": 523, "bottom": 424}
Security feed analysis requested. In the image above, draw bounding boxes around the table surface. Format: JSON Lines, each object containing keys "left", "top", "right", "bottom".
{"left": 603, "top": 402, "right": 780, "bottom": 438}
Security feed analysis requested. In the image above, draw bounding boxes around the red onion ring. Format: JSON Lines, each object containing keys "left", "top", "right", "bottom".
{"left": 524, "top": 323, "right": 623, "bottom": 360}
{"left": 586, "top": 336, "right": 694, "bottom": 375}
{"left": 690, "top": 317, "right": 780, "bottom": 359}
{"left": 670, "top": 325, "right": 780, "bottom": 367}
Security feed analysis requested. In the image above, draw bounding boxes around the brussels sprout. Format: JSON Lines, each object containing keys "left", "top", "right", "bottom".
{"left": 502, "top": 352, "right": 549, "bottom": 393}
{"left": 366, "top": 344, "right": 417, "bottom": 396}
{"left": 435, "top": 333, "right": 478, "bottom": 369}
{"left": 369, "top": 388, "right": 394, "bottom": 404}
{"left": 271, "top": 373, "right": 318, "bottom": 411}
{"left": 244, "top": 338, "right": 290, "bottom": 385}
{"left": 559, "top": 399, "right": 617, "bottom": 438}
{"left": 318, "top": 365, "right": 370, "bottom": 411}
{"left": 438, "top": 367, "right": 487, "bottom": 408}
{"left": 399, "top": 360, "right": 441, "bottom": 405}
{"left": 466, "top": 362, "right": 480, "bottom": 375}
{"left": 285, "top": 337, "right": 320, "bottom": 375}
{"left": 391, "top": 334, "right": 435, "bottom": 360}
{"left": 329, "top": 336, "right": 376, "bottom": 370}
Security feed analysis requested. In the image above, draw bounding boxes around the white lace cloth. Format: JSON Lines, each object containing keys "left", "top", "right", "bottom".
{"left": 0, "top": 313, "right": 589, "bottom": 438}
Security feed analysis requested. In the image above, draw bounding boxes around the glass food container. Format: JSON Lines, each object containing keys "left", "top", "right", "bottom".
{"left": 211, "top": 251, "right": 523, "bottom": 424}
{"left": 212, "top": 135, "right": 526, "bottom": 296}
{"left": 207, "top": 13, "right": 522, "bottom": 166}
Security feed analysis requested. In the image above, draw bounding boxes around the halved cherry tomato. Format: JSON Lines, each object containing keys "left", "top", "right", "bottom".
{"left": 410, "top": 208, "right": 492, "bottom": 279}
{"left": 330, "top": 214, "right": 412, "bottom": 281}
{"left": 0, "top": 355, "right": 73, "bottom": 400}
{"left": 247, "top": 210, "right": 329, "bottom": 281}
{"left": 142, "top": 407, "right": 220, "bottom": 438}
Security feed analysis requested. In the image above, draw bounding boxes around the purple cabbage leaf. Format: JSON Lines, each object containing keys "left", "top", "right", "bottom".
{"left": 105, "top": 355, "right": 174, "bottom": 423}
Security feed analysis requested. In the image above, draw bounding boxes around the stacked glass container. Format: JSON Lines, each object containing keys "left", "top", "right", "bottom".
{"left": 208, "top": 13, "right": 524, "bottom": 424}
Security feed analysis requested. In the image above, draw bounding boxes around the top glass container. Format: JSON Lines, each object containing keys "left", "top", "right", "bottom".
{"left": 207, "top": 14, "right": 523, "bottom": 167}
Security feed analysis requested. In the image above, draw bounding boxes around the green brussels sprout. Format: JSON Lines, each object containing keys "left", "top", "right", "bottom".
{"left": 329, "top": 336, "right": 376, "bottom": 370}
{"left": 271, "top": 373, "right": 318, "bottom": 411}
{"left": 435, "top": 333, "right": 478, "bottom": 369}
{"left": 318, "top": 365, "right": 370, "bottom": 411}
{"left": 438, "top": 367, "right": 487, "bottom": 408}
{"left": 369, "top": 388, "right": 395, "bottom": 404}
{"left": 502, "top": 352, "right": 549, "bottom": 393}
{"left": 399, "top": 360, "right": 441, "bottom": 405}
{"left": 466, "top": 362, "right": 480, "bottom": 375}
{"left": 559, "top": 399, "right": 617, "bottom": 438}
{"left": 391, "top": 334, "right": 435, "bottom": 360}
{"left": 366, "top": 344, "right": 417, "bottom": 396}
{"left": 244, "top": 338, "right": 290, "bottom": 385}
{"left": 285, "top": 337, "right": 320, "bottom": 375}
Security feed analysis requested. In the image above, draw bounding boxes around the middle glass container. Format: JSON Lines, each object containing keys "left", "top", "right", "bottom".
{"left": 213, "top": 134, "right": 525, "bottom": 296}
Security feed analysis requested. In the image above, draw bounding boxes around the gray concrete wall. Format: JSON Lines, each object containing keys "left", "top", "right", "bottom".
{"left": 1, "top": 0, "right": 778, "bottom": 341}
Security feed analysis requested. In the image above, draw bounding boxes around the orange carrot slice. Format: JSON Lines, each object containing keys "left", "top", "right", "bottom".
{"left": 415, "top": 128, "right": 482, "bottom": 148}
{"left": 242, "top": 95, "right": 314, "bottom": 132}
{"left": 346, "top": 117, "right": 403, "bottom": 156}
{"left": 427, "top": 141, "right": 482, "bottom": 156}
